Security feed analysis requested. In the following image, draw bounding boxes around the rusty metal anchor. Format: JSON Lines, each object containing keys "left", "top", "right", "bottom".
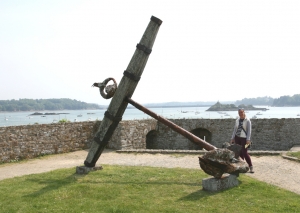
{"left": 79, "top": 16, "right": 249, "bottom": 178}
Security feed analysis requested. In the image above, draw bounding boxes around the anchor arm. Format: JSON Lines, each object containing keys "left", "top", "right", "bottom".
{"left": 124, "top": 97, "right": 217, "bottom": 151}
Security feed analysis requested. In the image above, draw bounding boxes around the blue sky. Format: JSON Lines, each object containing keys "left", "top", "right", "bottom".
{"left": 1, "top": 0, "right": 299, "bottom": 105}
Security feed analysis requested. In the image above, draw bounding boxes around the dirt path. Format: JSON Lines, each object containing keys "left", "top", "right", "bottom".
{"left": 1, "top": 149, "right": 299, "bottom": 195}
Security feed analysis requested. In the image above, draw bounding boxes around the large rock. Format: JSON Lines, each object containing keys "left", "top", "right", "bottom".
{"left": 199, "top": 148, "right": 249, "bottom": 178}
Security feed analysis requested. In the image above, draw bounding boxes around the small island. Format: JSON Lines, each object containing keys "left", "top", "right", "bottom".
{"left": 206, "top": 101, "right": 268, "bottom": 111}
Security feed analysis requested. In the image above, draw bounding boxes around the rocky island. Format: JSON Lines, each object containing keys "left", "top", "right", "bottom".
{"left": 206, "top": 101, "right": 268, "bottom": 111}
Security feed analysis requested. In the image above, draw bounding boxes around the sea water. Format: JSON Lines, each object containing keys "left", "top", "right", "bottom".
{"left": 1, "top": 106, "right": 300, "bottom": 127}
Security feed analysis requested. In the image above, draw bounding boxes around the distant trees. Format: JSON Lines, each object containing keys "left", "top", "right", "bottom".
{"left": 0, "top": 98, "right": 102, "bottom": 112}
{"left": 235, "top": 96, "right": 274, "bottom": 106}
{"left": 235, "top": 95, "right": 300, "bottom": 106}
{"left": 272, "top": 94, "right": 300, "bottom": 106}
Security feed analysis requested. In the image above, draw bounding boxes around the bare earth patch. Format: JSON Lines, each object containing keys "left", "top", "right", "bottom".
{"left": 0, "top": 149, "right": 299, "bottom": 195}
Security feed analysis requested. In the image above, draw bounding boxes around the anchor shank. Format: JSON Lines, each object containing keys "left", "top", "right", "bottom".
{"left": 84, "top": 16, "right": 162, "bottom": 167}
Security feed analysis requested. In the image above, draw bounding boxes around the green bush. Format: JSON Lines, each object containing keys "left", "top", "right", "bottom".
{"left": 58, "top": 118, "right": 70, "bottom": 123}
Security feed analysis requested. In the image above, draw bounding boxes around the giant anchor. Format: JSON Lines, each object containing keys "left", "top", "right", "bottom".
{"left": 78, "top": 16, "right": 249, "bottom": 179}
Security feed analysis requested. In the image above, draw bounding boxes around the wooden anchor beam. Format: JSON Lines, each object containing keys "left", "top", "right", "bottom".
{"left": 84, "top": 16, "right": 163, "bottom": 167}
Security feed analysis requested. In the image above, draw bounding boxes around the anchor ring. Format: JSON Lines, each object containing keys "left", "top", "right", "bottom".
{"left": 92, "top": 78, "right": 118, "bottom": 99}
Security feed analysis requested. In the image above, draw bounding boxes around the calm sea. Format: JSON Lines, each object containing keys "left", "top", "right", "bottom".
{"left": 1, "top": 106, "right": 300, "bottom": 127}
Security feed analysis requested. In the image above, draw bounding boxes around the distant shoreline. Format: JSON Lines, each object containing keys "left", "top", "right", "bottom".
{"left": 0, "top": 109, "right": 102, "bottom": 113}
{"left": 2, "top": 104, "right": 299, "bottom": 113}
{"left": 0, "top": 105, "right": 215, "bottom": 113}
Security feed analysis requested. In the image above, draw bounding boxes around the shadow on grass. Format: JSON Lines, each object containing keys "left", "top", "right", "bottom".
{"left": 178, "top": 179, "right": 243, "bottom": 201}
{"left": 23, "top": 171, "right": 204, "bottom": 198}
{"left": 24, "top": 173, "right": 87, "bottom": 198}
{"left": 79, "top": 179, "right": 202, "bottom": 186}
{"left": 23, "top": 166, "right": 242, "bottom": 200}
{"left": 179, "top": 189, "right": 215, "bottom": 200}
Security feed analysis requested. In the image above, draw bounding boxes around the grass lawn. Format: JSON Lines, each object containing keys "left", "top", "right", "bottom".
{"left": 0, "top": 165, "right": 299, "bottom": 213}
{"left": 286, "top": 151, "right": 300, "bottom": 160}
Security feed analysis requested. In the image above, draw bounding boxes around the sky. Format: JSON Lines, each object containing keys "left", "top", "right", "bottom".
{"left": 0, "top": 0, "right": 299, "bottom": 105}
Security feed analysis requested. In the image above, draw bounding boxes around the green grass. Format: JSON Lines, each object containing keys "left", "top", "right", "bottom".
{"left": 59, "top": 118, "right": 70, "bottom": 123}
{"left": 0, "top": 165, "right": 299, "bottom": 213}
{"left": 286, "top": 151, "right": 300, "bottom": 159}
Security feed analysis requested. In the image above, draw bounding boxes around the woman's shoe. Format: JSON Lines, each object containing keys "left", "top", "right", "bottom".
{"left": 249, "top": 166, "right": 254, "bottom": 173}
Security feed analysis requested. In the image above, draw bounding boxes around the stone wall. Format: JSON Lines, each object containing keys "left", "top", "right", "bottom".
{"left": 1, "top": 118, "right": 300, "bottom": 162}
{"left": 153, "top": 119, "right": 233, "bottom": 150}
{"left": 153, "top": 118, "right": 300, "bottom": 151}
{"left": 108, "top": 119, "right": 157, "bottom": 149}
{"left": 0, "top": 119, "right": 157, "bottom": 163}
{"left": 0, "top": 121, "right": 98, "bottom": 163}
{"left": 251, "top": 118, "right": 299, "bottom": 150}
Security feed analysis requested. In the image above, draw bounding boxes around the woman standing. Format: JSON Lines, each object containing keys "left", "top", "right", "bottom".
{"left": 231, "top": 108, "right": 254, "bottom": 173}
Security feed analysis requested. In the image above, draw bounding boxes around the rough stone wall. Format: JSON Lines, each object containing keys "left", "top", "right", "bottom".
{"left": 251, "top": 118, "right": 299, "bottom": 150}
{"left": 155, "top": 119, "right": 234, "bottom": 150}
{"left": 0, "top": 119, "right": 157, "bottom": 163}
{"left": 0, "top": 121, "right": 98, "bottom": 163}
{"left": 155, "top": 118, "right": 300, "bottom": 151}
{"left": 1, "top": 118, "right": 300, "bottom": 162}
{"left": 107, "top": 119, "right": 157, "bottom": 149}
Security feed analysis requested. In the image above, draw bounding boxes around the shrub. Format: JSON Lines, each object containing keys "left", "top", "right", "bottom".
{"left": 58, "top": 118, "right": 70, "bottom": 123}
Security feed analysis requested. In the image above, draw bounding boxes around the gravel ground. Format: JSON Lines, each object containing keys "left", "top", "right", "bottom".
{"left": 0, "top": 149, "right": 299, "bottom": 195}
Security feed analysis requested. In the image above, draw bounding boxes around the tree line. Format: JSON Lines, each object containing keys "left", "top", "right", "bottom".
{"left": 272, "top": 94, "right": 300, "bottom": 106}
{"left": 1, "top": 95, "right": 300, "bottom": 112}
{"left": 0, "top": 98, "right": 102, "bottom": 111}
{"left": 235, "top": 96, "right": 274, "bottom": 106}
{"left": 235, "top": 94, "right": 300, "bottom": 106}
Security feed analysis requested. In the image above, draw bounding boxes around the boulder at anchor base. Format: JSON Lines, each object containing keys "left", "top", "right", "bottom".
{"left": 199, "top": 148, "right": 249, "bottom": 179}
